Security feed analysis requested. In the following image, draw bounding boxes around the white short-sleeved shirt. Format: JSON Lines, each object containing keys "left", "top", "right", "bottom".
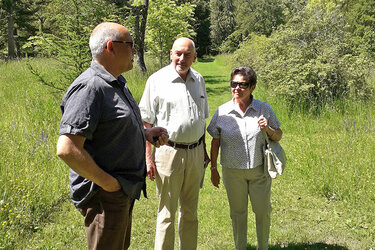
{"left": 207, "top": 98, "right": 281, "bottom": 169}
{"left": 139, "top": 64, "right": 209, "bottom": 144}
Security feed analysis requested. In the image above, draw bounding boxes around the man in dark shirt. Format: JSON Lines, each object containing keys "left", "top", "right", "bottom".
{"left": 56, "top": 22, "right": 168, "bottom": 250}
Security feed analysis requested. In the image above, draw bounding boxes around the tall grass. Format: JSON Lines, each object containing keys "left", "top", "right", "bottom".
{"left": 1, "top": 56, "right": 374, "bottom": 249}
{"left": 0, "top": 57, "right": 159, "bottom": 248}
{"left": 195, "top": 55, "right": 375, "bottom": 249}
{"left": 0, "top": 59, "right": 66, "bottom": 248}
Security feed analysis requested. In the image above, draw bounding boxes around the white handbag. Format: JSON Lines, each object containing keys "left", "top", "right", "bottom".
{"left": 261, "top": 102, "right": 286, "bottom": 178}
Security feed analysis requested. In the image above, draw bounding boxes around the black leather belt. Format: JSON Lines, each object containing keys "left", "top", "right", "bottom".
{"left": 168, "top": 137, "right": 203, "bottom": 150}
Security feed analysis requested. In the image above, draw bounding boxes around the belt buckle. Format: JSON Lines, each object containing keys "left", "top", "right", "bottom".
{"left": 188, "top": 143, "right": 195, "bottom": 150}
{"left": 168, "top": 141, "right": 176, "bottom": 149}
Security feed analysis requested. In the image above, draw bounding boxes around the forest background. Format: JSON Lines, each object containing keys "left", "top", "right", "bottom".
{"left": 1, "top": 0, "right": 375, "bottom": 249}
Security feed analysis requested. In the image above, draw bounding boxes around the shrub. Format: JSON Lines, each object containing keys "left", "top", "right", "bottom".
{"left": 232, "top": 3, "right": 375, "bottom": 111}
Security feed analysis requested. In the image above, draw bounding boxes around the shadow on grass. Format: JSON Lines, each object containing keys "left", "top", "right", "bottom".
{"left": 206, "top": 86, "right": 230, "bottom": 97}
{"left": 204, "top": 75, "right": 229, "bottom": 85}
{"left": 246, "top": 242, "right": 348, "bottom": 250}
{"left": 197, "top": 57, "right": 215, "bottom": 63}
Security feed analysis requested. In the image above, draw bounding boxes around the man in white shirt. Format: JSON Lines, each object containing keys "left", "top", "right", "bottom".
{"left": 139, "top": 37, "right": 210, "bottom": 250}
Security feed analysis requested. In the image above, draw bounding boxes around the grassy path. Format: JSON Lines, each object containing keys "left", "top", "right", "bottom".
{"left": 1, "top": 58, "right": 374, "bottom": 249}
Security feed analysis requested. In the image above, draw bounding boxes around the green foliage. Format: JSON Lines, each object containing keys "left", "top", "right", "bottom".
{"left": 219, "top": 30, "right": 243, "bottom": 53}
{"left": 1, "top": 57, "right": 375, "bottom": 249}
{"left": 231, "top": 33, "right": 270, "bottom": 68}
{"left": 23, "top": 0, "right": 121, "bottom": 90}
{"left": 0, "top": 59, "right": 67, "bottom": 248}
{"left": 146, "top": 0, "right": 196, "bottom": 67}
{"left": 209, "top": 0, "right": 235, "bottom": 54}
{"left": 233, "top": 3, "right": 375, "bottom": 111}
{"left": 219, "top": 0, "right": 287, "bottom": 54}
{"left": 0, "top": 0, "right": 40, "bottom": 58}
{"left": 190, "top": 0, "right": 211, "bottom": 57}
{"left": 234, "top": 0, "right": 285, "bottom": 37}
{"left": 280, "top": 0, "right": 308, "bottom": 20}
{"left": 0, "top": 57, "right": 375, "bottom": 250}
{"left": 0, "top": 56, "right": 161, "bottom": 249}
{"left": 346, "top": 0, "right": 375, "bottom": 57}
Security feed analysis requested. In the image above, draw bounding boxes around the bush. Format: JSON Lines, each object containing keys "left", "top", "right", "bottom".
{"left": 232, "top": 4, "right": 375, "bottom": 111}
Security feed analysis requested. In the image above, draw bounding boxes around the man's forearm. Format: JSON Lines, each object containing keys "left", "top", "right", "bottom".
{"left": 56, "top": 135, "right": 120, "bottom": 192}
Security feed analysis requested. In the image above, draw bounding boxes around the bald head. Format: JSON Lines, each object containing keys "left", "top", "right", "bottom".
{"left": 172, "top": 37, "right": 196, "bottom": 53}
{"left": 89, "top": 22, "right": 128, "bottom": 59}
{"left": 170, "top": 37, "right": 197, "bottom": 81}
{"left": 89, "top": 22, "right": 136, "bottom": 77}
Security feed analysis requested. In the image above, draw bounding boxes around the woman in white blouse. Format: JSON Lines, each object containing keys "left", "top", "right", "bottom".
{"left": 207, "top": 66, "right": 282, "bottom": 250}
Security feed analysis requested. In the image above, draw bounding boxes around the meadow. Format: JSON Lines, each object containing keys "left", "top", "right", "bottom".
{"left": 0, "top": 56, "right": 374, "bottom": 249}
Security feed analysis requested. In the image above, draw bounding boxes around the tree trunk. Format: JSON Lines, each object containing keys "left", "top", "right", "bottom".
{"left": 133, "top": 0, "right": 149, "bottom": 73}
{"left": 7, "top": 5, "right": 17, "bottom": 59}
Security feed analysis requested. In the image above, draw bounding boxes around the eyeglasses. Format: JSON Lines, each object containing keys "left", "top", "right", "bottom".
{"left": 230, "top": 81, "right": 250, "bottom": 89}
{"left": 112, "top": 40, "right": 134, "bottom": 48}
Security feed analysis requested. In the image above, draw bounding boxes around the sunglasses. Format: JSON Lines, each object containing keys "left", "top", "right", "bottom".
{"left": 230, "top": 81, "right": 250, "bottom": 89}
{"left": 112, "top": 40, "right": 134, "bottom": 48}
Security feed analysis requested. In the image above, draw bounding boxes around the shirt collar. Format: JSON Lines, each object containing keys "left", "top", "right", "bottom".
{"left": 167, "top": 63, "right": 196, "bottom": 83}
{"left": 223, "top": 95, "right": 260, "bottom": 115}
{"left": 90, "top": 60, "right": 127, "bottom": 88}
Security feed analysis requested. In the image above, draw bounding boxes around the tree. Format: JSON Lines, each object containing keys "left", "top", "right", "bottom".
{"left": 346, "top": 0, "right": 375, "bottom": 57}
{"left": 176, "top": 0, "right": 211, "bottom": 57}
{"left": 131, "top": 0, "right": 149, "bottom": 73}
{"left": 209, "top": 0, "right": 235, "bottom": 54}
{"left": 191, "top": 0, "right": 210, "bottom": 57}
{"left": 233, "top": 2, "right": 374, "bottom": 111}
{"left": 0, "top": 0, "right": 39, "bottom": 59}
{"left": 220, "top": 0, "right": 287, "bottom": 53}
{"left": 26, "top": 0, "right": 120, "bottom": 90}
{"left": 110, "top": 0, "right": 149, "bottom": 73}
{"left": 234, "top": 0, "right": 285, "bottom": 38}
{"left": 146, "top": 0, "right": 195, "bottom": 67}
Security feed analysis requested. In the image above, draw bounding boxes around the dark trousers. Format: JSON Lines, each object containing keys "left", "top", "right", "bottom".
{"left": 80, "top": 189, "right": 135, "bottom": 250}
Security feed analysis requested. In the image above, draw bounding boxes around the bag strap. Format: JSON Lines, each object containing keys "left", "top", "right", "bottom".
{"left": 260, "top": 102, "right": 271, "bottom": 145}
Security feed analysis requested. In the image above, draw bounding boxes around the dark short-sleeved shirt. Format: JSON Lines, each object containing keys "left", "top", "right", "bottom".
{"left": 59, "top": 61, "right": 146, "bottom": 208}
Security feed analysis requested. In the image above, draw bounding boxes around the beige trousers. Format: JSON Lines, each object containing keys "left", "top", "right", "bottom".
{"left": 154, "top": 144, "right": 204, "bottom": 250}
{"left": 222, "top": 166, "right": 272, "bottom": 250}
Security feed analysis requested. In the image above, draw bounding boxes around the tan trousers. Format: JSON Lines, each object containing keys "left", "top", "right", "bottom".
{"left": 222, "top": 166, "right": 272, "bottom": 250}
{"left": 154, "top": 143, "right": 204, "bottom": 250}
{"left": 81, "top": 189, "right": 135, "bottom": 250}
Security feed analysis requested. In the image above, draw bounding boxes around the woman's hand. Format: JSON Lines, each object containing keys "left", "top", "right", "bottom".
{"left": 258, "top": 115, "right": 268, "bottom": 130}
{"left": 211, "top": 167, "right": 220, "bottom": 188}
{"left": 258, "top": 115, "right": 283, "bottom": 141}
{"left": 210, "top": 138, "right": 221, "bottom": 188}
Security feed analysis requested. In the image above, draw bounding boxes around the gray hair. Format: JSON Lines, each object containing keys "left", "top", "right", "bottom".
{"left": 89, "top": 22, "right": 122, "bottom": 59}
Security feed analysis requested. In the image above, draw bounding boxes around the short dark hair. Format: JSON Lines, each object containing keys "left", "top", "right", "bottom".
{"left": 230, "top": 66, "right": 257, "bottom": 87}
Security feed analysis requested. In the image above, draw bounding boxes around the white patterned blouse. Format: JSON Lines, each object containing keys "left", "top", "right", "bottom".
{"left": 207, "top": 97, "right": 281, "bottom": 169}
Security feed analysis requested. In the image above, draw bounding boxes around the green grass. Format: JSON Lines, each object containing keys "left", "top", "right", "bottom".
{"left": 0, "top": 56, "right": 374, "bottom": 249}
